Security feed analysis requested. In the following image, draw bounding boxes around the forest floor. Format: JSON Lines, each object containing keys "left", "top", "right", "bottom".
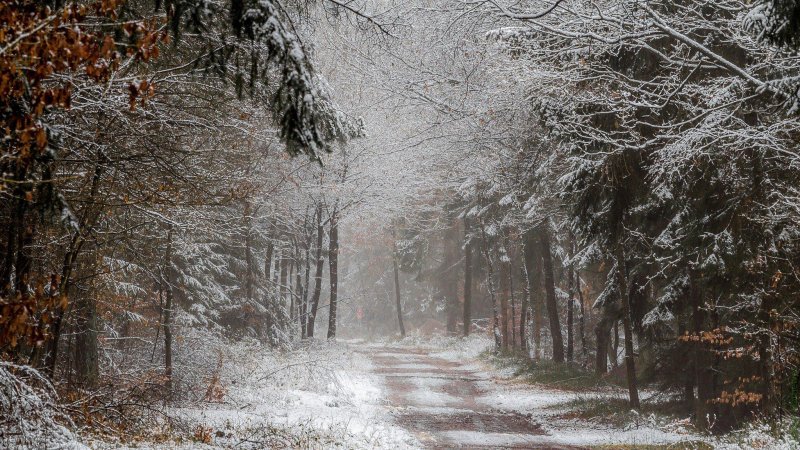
{"left": 81, "top": 335, "right": 798, "bottom": 449}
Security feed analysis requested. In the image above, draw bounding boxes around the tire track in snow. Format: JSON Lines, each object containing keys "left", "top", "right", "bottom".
{"left": 358, "top": 346, "right": 586, "bottom": 449}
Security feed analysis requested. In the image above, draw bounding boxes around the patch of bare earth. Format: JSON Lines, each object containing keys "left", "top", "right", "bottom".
{"left": 358, "top": 346, "right": 587, "bottom": 449}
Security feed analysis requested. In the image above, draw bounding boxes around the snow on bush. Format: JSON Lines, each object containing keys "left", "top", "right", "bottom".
{"left": 0, "top": 362, "right": 85, "bottom": 449}
{"left": 714, "top": 420, "right": 800, "bottom": 450}
{"left": 138, "top": 337, "right": 417, "bottom": 449}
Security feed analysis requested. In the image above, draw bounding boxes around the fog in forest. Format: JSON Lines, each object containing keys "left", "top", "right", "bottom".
{"left": 2, "top": 0, "right": 800, "bottom": 448}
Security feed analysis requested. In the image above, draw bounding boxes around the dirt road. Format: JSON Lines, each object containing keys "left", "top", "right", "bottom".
{"left": 361, "top": 346, "right": 585, "bottom": 449}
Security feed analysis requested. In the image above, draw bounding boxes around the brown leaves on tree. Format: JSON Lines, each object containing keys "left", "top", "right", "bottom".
{"left": 0, "top": 1, "right": 166, "bottom": 165}
{"left": 0, "top": 0, "right": 166, "bottom": 350}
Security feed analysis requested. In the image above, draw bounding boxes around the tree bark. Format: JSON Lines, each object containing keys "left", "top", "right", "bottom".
{"left": 264, "top": 222, "right": 275, "bottom": 283}
{"left": 595, "top": 320, "right": 610, "bottom": 375}
{"left": 523, "top": 234, "right": 542, "bottom": 358}
{"left": 0, "top": 165, "right": 28, "bottom": 293}
{"left": 499, "top": 248, "right": 510, "bottom": 350}
{"left": 288, "top": 248, "right": 296, "bottom": 322}
{"left": 163, "top": 226, "right": 174, "bottom": 395}
{"left": 443, "top": 222, "right": 460, "bottom": 334}
{"left": 567, "top": 260, "right": 575, "bottom": 362}
{"left": 301, "top": 234, "right": 311, "bottom": 338}
{"left": 509, "top": 251, "right": 517, "bottom": 348}
{"left": 392, "top": 232, "right": 406, "bottom": 338}
{"left": 294, "top": 240, "right": 304, "bottom": 333}
{"left": 520, "top": 263, "right": 529, "bottom": 352}
{"left": 462, "top": 218, "right": 472, "bottom": 337}
{"left": 74, "top": 291, "right": 99, "bottom": 387}
{"left": 307, "top": 203, "right": 325, "bottom": 338}
{"left": 679, "top": 319, "right": 695, "bottom": 409}
{"left": 327, "top": 204, "right": 339, "bottom": 340}
{"left": 691, "top": 271, "right": 715, "bottom": 428}
{"left": 577, "top": 273, "right": 588, "bottom": 365}
{"left": 615, "top": 243, "right": 640, "bottom": 409}
{"left": 243, "top": 201, "right": 254, "bottom": 302}
{"left": 480, "top": 227, "right": 502, "bottom": 352}
{"left": 538, "top": 227, "right": 565, "bottom": 362}
{"left": 273, "top": 246, "right": 281, "bottom": 286}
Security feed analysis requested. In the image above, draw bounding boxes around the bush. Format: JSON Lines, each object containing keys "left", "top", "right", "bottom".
{"left": 0, "top": 362, "right": 84, "bottom": 449}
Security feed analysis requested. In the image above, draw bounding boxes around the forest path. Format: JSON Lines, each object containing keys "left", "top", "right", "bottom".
{"left": 356, "top": 345, "right": 585, "bottom": 449}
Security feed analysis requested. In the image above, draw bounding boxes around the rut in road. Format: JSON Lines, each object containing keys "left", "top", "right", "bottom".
{"left": 360, "top": 346, "right": 586, "bottom": 449}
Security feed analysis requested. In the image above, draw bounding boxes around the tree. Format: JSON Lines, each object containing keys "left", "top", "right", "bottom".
{"left": 462, "top": 218, "right": 474, "bottom": 337}
{"left": 326, "top": 203, "right": 339, "bottom": 340}
{"left": 391, "top": 229, "right": 407, "bottom": 337}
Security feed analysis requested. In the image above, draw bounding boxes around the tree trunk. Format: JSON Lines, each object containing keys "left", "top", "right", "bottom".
{"left": 510, "top": 254, "right": 517, "bottom": 348}
{"left": 279, "top": 249, "right": 289, "bottom": 311}
{"left": 499, "top": 248, "right": 510, "bottom": 350}
{"left": 244, "top": 202, "right": 254, "bottom": 302}
{"left": 480, "top": 228, "right": 502, "bottom": 352}
{"left": 264, "top": 222, "right": 275, "bottom": 283}
{"left": 679, "top": 319, "right": 695, "bottom": 409}
{"left": 463, "top": 218, "right": 472, "bottom": 337}
{"left": 294, "top": 240, "right": 304, "bottom": 334}
{"left": 163, "top": 226, "right": 174, "bottom": 396}
{"left": 444, "top": 222, "right": 460, "bottom": 334}
{"left": 327, "top": 205, "right": 339, "bottom": 340}
{"left": 300, "top": 234, "right": 311, "bottom": 338}
{"left": 523, "top": 235, "right": 542, "bottom": 358}
{"left": 43, "top": 238, "right": 80, "bottom": 378}
{"left": 539, "top": 227, "right": 565, "bottom": 362}
{"left": 520, "top": 263, "right": 529, "bottom": 352}
{"left": 612, "top": 320, "right": 620, "bottom": 368}
{"left": 13, "top": 223, "right": 33, "bottom": 296}
{"left": 757, "top": 294, "right": 777, "bottom": 417}
{"left": 615, "top": 243, "right": 640, "bottom": 409}
{"left": 595, "top": 320, "right": 609, "bottom": 375}
{"left": 392, "top": 233, "right": 406, "bottom": 338}
{"left": 307, "top": 203, "right": 325, "bottom": 338}
{"left": 691, "top": 272, "right": 715, "bottom": 429}
{"left": 44, "top": 161, "right": 104, "bottom": 379}
{"left": 273, "top": 247, "right": 281, "bottom": 286}
{"left": 74, "top": 291, "right": 99, "bottom": 387}
{"left": 567, "top": 264, "right": 575, "bottom": 362}
{"left": 289, "top": 249, "right": 296, "bottom": 322}
{"left": 0, "top": 165, "right": 28, "bottom": 293}
{"left": 577, "top": 273, "right": 587, "bottom": 364}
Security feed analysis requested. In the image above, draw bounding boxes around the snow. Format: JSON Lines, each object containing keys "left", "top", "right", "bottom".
{"left": 393, "top": 363, "right": 438, "bottom": 370}
{"left": 712, "top": 421, "right": 800, "bottom": 450}
{"left": 379, "top": 335, "right": 711, "bottom": 448}
{"left": 67, "top": 334, "right": 798, "bottom": 449}
{"left": 0, "top": 363, "right": 87, "bottom": 450}
{"left": 92, "top": 341, "right": 418, "bottom": 449}
{"left": 405, "top": 377, "right": 460, "bottom": 406}
{"left": 472, "top": 373, "right": 706, "bottom": 447}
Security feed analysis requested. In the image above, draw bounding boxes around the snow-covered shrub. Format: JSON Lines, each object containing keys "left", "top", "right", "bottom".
{"left": 715, "top": 419, "right": 800, "bottom": 450}
{"left": 0, "top": 362, "right": 84, "bottom": 449}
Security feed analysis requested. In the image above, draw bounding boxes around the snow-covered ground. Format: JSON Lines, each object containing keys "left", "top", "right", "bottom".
{"left": 368, "top": 334, "right": 699, "bottom": 448}
{"left": 375, "top": 333, "right": 800, "bottom": 450}
{"left": 71, "top": 334, "right": 799, "bottom": 449}
{"left": 89, "top": 340, "right": 418, "bottom": 449}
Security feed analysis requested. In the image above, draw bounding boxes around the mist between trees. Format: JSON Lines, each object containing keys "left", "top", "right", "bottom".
{"left": 1, "top": 0, "right": 800, "bottom": 446}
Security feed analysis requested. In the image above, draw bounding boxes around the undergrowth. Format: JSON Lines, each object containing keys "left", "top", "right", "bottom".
{"left": 482, "top": 348, "right": 622, "bottom": 391}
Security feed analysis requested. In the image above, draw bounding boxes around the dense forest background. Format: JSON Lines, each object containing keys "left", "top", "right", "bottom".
{"left": 2, "top": 0, "right": 800, "bottom": 446}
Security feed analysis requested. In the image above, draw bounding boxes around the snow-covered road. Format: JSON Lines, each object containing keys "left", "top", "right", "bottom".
{"left": 356, "top": 338, "right": 711, "bottom": 449}
{"left": 360, "top": 345, "right": 583, "bottom": 449}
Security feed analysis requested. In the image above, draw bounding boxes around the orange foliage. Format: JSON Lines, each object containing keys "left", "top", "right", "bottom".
{"left": 0, "top": 0, "right": 166, "bottom": 350}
